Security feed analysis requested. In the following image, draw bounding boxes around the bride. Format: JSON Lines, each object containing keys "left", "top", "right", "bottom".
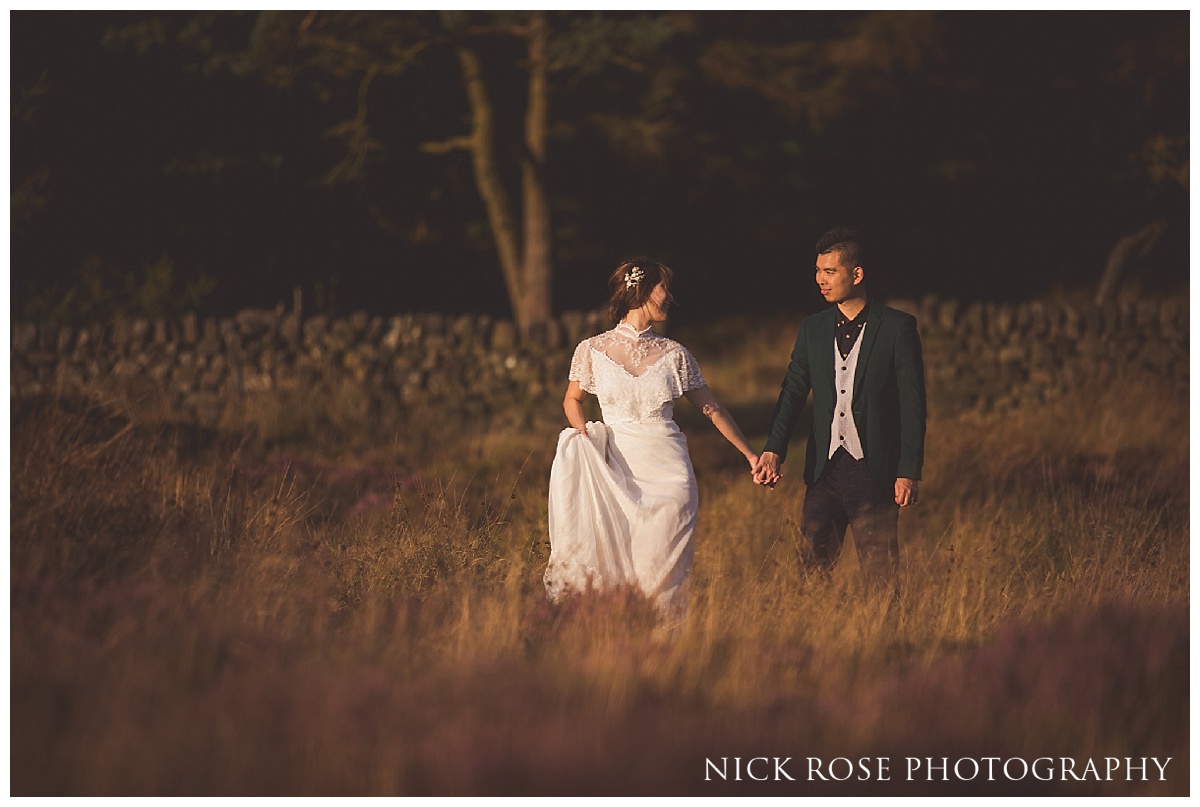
{"left": 545, "top": 258, "right": 758, "bottom": 616}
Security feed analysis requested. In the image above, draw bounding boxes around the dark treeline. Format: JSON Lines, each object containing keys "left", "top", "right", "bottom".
{"left": 11, "top": 11, "right": 1188, "bottom": 328}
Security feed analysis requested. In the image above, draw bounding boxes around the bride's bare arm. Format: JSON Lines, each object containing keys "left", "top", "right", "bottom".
{"left": 683, "top": 386, "right": 757, "bottom": 469}
{"left": 563, "top": 380, "right": 589, "bottom": 435}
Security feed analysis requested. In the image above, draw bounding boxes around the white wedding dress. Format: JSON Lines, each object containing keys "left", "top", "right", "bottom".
{"left": 545, "top": 322, "right": 707, "bottom": 614}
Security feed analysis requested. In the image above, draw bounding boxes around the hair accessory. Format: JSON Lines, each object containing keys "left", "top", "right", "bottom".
{"left": 624, "top": 265, "right": 644, "bottom": 289}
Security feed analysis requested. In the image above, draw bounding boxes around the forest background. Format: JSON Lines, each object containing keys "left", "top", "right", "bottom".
{"left": 11, "top": 10, "right": 1189, "bottom": 328}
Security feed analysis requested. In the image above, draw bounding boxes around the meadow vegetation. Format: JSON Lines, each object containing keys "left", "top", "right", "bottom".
{"left": 10, "top": 317, "right": 1188, "bottom": 795}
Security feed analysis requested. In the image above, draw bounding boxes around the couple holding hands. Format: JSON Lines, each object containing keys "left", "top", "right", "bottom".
{"left": 545, "top": 228, "right": 927, "bottom": 616}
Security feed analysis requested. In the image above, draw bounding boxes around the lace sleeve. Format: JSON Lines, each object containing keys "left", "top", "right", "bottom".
{"left": 674, "top": 345, "right": 707, "bottom": 394}
{"left": 568, "top": 339, "right": 595, "bottom": 392}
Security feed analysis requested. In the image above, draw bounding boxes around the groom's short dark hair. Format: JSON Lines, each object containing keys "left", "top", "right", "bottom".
{"left": 816, "top": 227, "right": 868, "bottom": 270}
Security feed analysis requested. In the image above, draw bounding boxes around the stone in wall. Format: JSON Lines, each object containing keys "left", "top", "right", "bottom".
{"left": 490, "top": 321, "right": 517, "bottom": 352}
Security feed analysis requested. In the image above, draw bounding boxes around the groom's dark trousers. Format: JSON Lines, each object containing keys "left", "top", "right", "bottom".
{"left": 763, "top": 300, "right": 926, "bottom": 587}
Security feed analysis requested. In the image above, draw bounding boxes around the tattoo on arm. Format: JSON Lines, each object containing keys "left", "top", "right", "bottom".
{"left": 701, "top": 403, "right": 720, "bottom": 420}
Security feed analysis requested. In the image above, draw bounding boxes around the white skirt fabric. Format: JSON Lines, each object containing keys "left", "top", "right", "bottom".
{"left": 545, "top": 420, "right": 698, "bottom": 614}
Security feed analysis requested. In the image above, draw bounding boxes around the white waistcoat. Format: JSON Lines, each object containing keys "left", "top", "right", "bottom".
{"left": 829, "top": 329, "right": 865, "bottom": 460}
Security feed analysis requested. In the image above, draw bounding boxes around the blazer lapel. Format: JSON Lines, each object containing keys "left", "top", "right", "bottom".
{"left": 852, "top": 300, "right": 883, "bottom": 403}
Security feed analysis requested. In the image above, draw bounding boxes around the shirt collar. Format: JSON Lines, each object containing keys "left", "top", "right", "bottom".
{"left": 836, "top": 298, "right": 871, "bottom": 328}
{"left": 615, "top": 321, "right": 655, "bottom": 338}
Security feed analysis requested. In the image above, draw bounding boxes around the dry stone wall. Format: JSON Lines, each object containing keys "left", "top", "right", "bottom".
{"left": 10, "top": 295, "right": 1188, "bottom": 429}
{"left": 897, "top": 295, "right": 1188, "bottom": 414}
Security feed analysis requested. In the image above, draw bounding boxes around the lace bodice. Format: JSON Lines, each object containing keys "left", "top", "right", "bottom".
{"left": 569, "top": 323, "right": 707, "bottom": 423}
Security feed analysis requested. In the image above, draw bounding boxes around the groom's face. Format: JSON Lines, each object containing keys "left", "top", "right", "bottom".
{"left": 815, "top": 251, "right": 862, "bottom": 304}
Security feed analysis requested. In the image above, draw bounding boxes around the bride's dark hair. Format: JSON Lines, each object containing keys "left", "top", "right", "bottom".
{"left": 607, "top": 257, "right": 674, "bottom": 324}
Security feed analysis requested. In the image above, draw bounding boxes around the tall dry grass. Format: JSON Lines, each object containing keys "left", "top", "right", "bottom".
{"left": 10, "top": 329, "right": 1188, "bottom": 796}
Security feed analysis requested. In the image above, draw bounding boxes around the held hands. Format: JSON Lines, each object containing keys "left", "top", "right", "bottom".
{"left": 752, "top": 451, "right": 783, "bottom": 489}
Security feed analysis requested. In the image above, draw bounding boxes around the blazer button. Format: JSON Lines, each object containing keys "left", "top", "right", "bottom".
{"left": 839, "top": 412, "right": 845, "bottom": 417}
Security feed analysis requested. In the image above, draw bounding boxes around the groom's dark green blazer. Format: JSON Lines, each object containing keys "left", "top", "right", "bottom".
{"left": 763, "top": 300, "right": 927, "bottom": 493}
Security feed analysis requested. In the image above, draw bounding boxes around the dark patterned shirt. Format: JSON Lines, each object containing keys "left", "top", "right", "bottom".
{"left": 836, "top": 299, "right": 870, "bottom": 359}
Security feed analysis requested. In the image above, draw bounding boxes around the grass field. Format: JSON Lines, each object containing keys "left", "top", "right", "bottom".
{"left": 10, "top": 318, "right": 1189, "bottom": 796}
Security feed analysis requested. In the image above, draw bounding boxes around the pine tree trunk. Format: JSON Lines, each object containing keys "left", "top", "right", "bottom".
{"left": 1094, "top": 220, "right": 1167, "bottom": 304}
{"left": 519, "top": 11, "right": 553, "bottom": 342}
{"left": 455, "top": 45, "right": 527, "bottom": 332}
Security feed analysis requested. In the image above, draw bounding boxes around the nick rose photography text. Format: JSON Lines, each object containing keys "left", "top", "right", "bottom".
{"left": 704, "top": 756, "right": 1172, "bottom": 783}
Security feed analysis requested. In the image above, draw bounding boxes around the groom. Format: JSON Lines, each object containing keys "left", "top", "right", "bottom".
{"left": 753, "top": 227, "right": 926, "bottom": 590}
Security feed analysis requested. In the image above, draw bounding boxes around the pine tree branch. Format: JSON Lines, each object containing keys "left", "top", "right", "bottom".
{"left": 419, "top": 136, "right": 474, "bottom": 154}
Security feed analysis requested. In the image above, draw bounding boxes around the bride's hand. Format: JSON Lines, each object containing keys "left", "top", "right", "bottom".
{"left": 745, "top": 452, "right": 759, "bottom": 471}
